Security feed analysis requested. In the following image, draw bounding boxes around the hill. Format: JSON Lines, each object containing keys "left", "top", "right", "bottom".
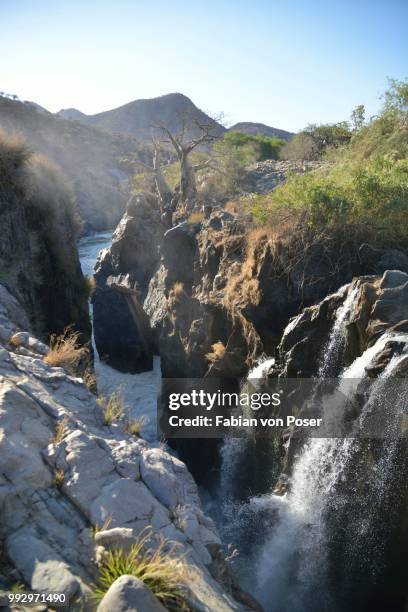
{"left": 228, "top": 121, "right": 293, "bottom": 140}
{"left": 56, "top": 108, "right": 88, "bottom": 121}
{"left": 0, "top": 95, "right": 142, "bottom": 230}
{"left": 57, "top": 93, "right": 226, "bottom": 141}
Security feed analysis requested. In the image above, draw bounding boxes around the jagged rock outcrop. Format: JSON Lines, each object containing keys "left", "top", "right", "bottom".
{"left": 0, "top": 284, "right": 250, "bottom": 611}
{"left": 274, "top": 270, "right": 408, "bottom": 378}
{"left": 93, "top": 195, "right": 163, "bottom": 372}
{"left": 155, "top": 214, "right": 261, "bottom": 379}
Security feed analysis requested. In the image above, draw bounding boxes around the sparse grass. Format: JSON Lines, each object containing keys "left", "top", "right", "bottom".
{"left": 224, "top": 200, "right": 240, "bottom": 215}
{"left": 206, "top": 341, "right": 227, "bottom": 363}
{"left": 44, "top": 326, "right": 89, "bottom": 374}
{"left": 170, "top": 281, "right": 186, "bottom": 303}
{"left": 97, "top": 391, "right": 124, "bottom": 426}
{"left": 123, "top": 416, "right": 148, "bottom": 437}
{"left": 91, "top": 516, "right": 112, "bottom": 539}
{"left": 53, "top": 416, "right": 69, "bottom": 444}
{"left": 10, "top": 582, "right": 25, "bottom": 594}
{"left": 53, "top": 468, "right": 65, "bottom": 488}
{"left": 83, "top": 367, "right": 97, "bottom": 394}
{"left": 93, "top": 529, "right": 189, "bottom": 609}
{"left": 187, "top": 211, "right": 204, "bottom": 226}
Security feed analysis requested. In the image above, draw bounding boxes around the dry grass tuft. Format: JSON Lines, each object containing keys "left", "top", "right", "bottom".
{"left": 44, "top": 326, "right": 89, "bottom": 373}
{"left": 169, "top": 281, "right": 187, "bottom": 303}
{"left": 206, "top": 341, "right": 227, "bottom": 363}
{"left": 93, "top": 529, "right": 189, "bottom": 609}
{"left": 91, "top": 516, "right": 112, "bottom": 539}
{"left": 187, "top": 211, "right": 204, "bottom": 225}
{"left": 53, "top": 468, "right": 65, "bottom": 489}
{"left": 53, "top": 416, "right": 69, "bottom": 444}
{"left": 83, "top": 367, "right": 97, "bottom": 394}
{"left": 224, "top": 200, "right": 240, "bottom": 214}
{"left": 123, "top": 416, "right": 148, "bottom": 438}
{"left": 97, "top": 392, "right": 124, "bottom": 426}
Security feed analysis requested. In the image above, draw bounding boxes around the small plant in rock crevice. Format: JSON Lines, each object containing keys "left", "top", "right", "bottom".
{"left": 43, "top": 326, "right": 89, "bottom": 374}
{"left": 97, "top": 391, "right": 124, "bottom": 426}
{"left": 52, "top": 416, "right": 69, "bottom": 444}
{"left": 53, "top": 468, "right": 65, "bottom": 489}
{"left": 123, "top": 416, "right": 148, "bottom": 438}
{"left": 205, "top": 341, "right": 227, "bottom": 363}
{"left": 91, "top": 516, "right": 112, "bottom": 539}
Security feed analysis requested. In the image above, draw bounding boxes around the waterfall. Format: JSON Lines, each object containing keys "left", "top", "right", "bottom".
{"left": 254, "top": 331, "right": 408, "bottom": 611}
{"left": 318, "top": 284, "right": 358, "bottom": 377}
{"left": 210, "top": 280, "right": 408, "bottom": 611}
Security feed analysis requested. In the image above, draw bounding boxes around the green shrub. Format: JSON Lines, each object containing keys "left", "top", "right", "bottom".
{"left": 222, "top": 130, "right": 285, "bottom": 161}
{"left": 246, "top": 80, "right": 408, "bottom": 249}
{"left": 94, "top": 530, "right": 188, "bottom": 609}
{"left": 280, "top": 122, "right": 352, "bottom": 160}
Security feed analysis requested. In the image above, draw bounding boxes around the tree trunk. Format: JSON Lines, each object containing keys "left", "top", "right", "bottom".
{"left": 179, "top": 149, "right": 196, "bottom": 202}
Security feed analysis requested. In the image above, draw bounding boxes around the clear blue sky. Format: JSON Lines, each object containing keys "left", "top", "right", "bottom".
{"left": 1, "top": 0, "right": 407, "bottom": 131}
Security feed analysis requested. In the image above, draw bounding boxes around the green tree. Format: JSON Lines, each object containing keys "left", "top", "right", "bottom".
{"left": 350, "top": 105, "right": 365, "bottom": 131}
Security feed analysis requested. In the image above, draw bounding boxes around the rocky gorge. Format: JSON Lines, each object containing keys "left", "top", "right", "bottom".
{"left": 89, "top": 170, "right": 408, "bottom": 610}
{"left": 0, "top": 81, "right": 407, "bottom": 611}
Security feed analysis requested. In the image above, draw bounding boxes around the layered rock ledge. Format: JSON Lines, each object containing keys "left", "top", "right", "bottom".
{"left": 0, "top": 284, "right": 251, "bottom": 611}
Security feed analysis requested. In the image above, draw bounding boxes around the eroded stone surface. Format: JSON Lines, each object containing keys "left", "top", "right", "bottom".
{"left": 0, "top": 283, "right": 243, "bottom": 611}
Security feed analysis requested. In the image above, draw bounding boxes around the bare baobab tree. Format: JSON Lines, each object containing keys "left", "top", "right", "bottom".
{"left": 154, "top": 112, "right": 222, "bottom": 203}
{"left": 137, "top": 140, "right": 173, "bottom": 212}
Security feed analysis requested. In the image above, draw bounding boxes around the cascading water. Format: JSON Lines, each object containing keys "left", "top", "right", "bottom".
{"left": 213, "top": 284, "right": 408, "bottom": 612}
{"left": 318, "top": 283, "right": 358, "bottom": 377}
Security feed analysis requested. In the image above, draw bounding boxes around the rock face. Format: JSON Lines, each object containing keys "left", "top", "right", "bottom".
{"left": 242, "top": 159, "right": 322, "bottom": 194}
{"left": 274, "top": 270, "right": 408, "bottom": 378}
{"left": 0, "top": 284, "right": 248, "bottom": 611}
{"left": 156, "top": 216, "right": 261, "bottom": 380}
{"left": 93, "top": 195, "right": 163, "bottom": 372}
{"left": 0, "top": 135, "right": 91, "bottom": 341}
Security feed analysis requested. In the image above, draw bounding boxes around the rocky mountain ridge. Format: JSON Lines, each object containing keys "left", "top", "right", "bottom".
{"left": 228, "top": 122, "right": 293, "bottom": 141}
{"left": 57, "top": 93, "right": 225, "bottom": 142}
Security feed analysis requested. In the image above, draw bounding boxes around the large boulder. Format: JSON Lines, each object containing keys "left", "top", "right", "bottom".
{"left": 97, "top": 575, "right": 166, "bottom": 612}
{"left": 93, "top": 195, "right": 163, "bottom": 372}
